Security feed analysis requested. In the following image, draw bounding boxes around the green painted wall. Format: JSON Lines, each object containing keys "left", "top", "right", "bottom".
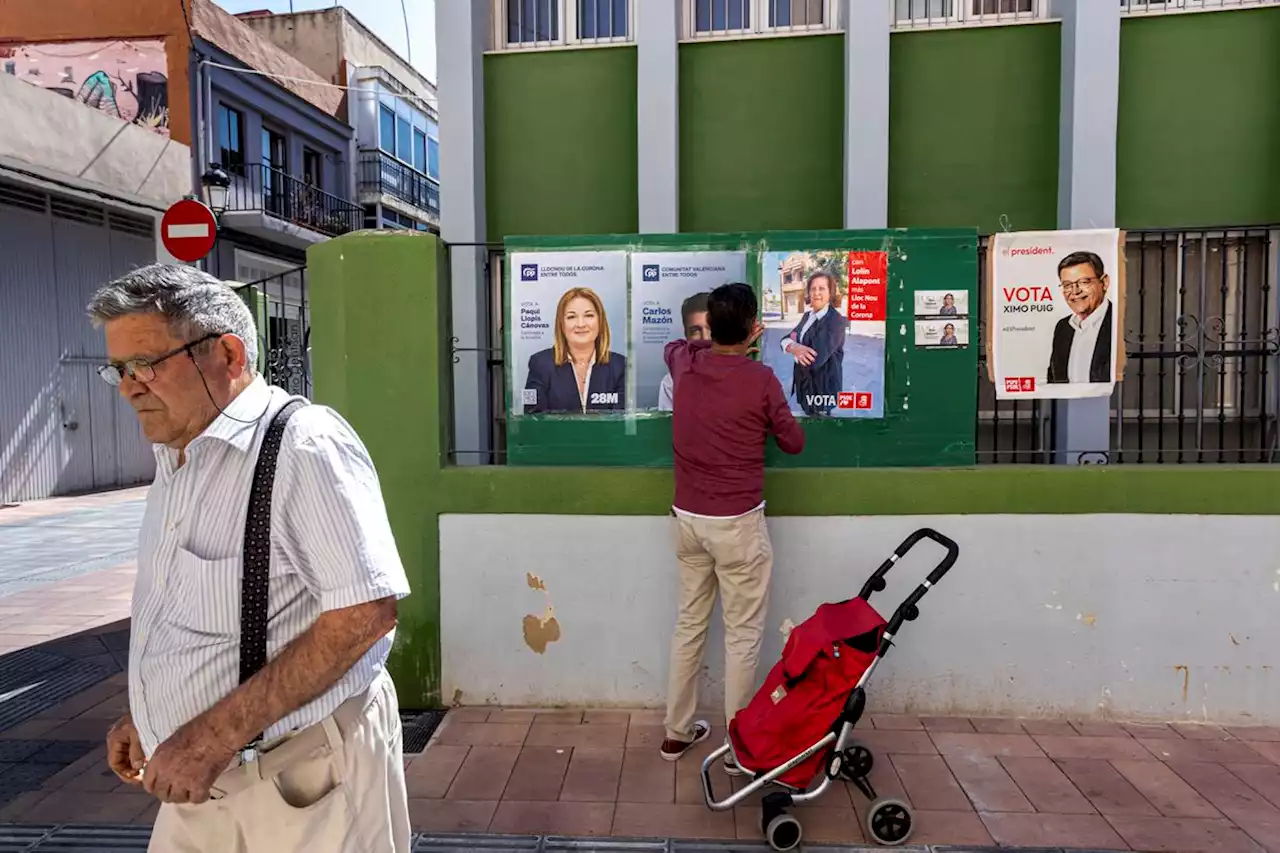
{"left": 889, "top": 23, "right": 1061, "bottom": 234}
{"left": 308, "top": 232, "right": 448, "bottom": 708}
{"left": 306, "top": 233, "right": 1280, "bottom": 708}
{"left": 440, "top": 465, "right": 1280, "bottom": 517}
{"left": 1117, "top": 8, "right": 1280, "bottom": 229}
{"left": 679, "top": 36, "right": 844, "bottom": 233}
{"left": 484, "top": 47, "right": 638, "bottom": 239}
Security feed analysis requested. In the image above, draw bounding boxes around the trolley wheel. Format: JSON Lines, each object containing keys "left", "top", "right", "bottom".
{"left": 866, "top": 798, "right": 914, "bottom": 846}
{"left": 763, "top": 812, "right": 803, "bottom": 852}
{"left": 839, "top": 745, "right": 874, "bottom": 780}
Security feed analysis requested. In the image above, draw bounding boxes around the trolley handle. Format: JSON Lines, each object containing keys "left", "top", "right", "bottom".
{"left": 857, "top": 528, "right": 959, "bottom": 601}
{"left": 859, "top": 528, "right": 959, "bottom": 658}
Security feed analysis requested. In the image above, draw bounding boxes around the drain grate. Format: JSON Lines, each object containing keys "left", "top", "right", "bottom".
{"left": 414, "top": 834, "right": 542, "bottom": 853}
{"left": 25, "top": 825, "right": 152, "bottom": 851}
{"left": 0, "top": 650, "right": 72, "bottom": 689}
{"left": 0, "top": 825, "right": 54, "bottom": 852}
{"left": 0, "top": 659, "right": 115, "bottom": 733}
{"left": 401, "top": 710, "right": 447, "bottom": 754}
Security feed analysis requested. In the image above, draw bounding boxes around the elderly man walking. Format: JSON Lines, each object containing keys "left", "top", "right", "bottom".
{"left": 88, "top": 264, "right": 412, "bottom": 852}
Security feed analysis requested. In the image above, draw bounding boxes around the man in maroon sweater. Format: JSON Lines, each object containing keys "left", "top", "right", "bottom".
{"left": 658, "top": 283, "right": 805, "bottom": 770}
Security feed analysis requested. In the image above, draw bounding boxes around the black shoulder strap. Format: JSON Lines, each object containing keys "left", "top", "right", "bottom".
{"left": 239, "top": 399, "right": 307, "bottom": 687}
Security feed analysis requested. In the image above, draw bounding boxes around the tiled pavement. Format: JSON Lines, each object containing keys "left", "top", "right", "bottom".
{"left": 12, "top": 671, "right": 1280, "bottom": 852}
{"left": 406, "top": 709, "right": 1280, "bottom": 851}
{"left": 0, "top": 487, "right": 143, "bottom": 656}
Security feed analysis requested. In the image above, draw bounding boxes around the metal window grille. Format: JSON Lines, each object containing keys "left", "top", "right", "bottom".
{"left": 493, "top": 0, "right": 634, "bottom": 50}
{"left": 578, "top": 0, "right": 632, "bottom": 41}
{"left": 233, "top": 268, "right": 312, "bottom": 400}
{"left": 682, "top": 0, "right": 835, "bottom": 40}
{"left": 976, "top": 235, "right": 1050, "bottom": 463}
{"left": 892, "top": 0, "right": 1046, "bottom": 30}
{"left": 1122, "top": 0, "right": 1280, "bottom": 15}
{"left": 1113, "top": 228, "right": 1279, "bottom": 464}
{"left": 978, "top": 228, "right": 1280, "bottom": 465}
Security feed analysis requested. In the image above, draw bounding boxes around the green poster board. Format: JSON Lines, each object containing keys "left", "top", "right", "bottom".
{"left": 503, "top": 228, "right": 978, "bottom": 468}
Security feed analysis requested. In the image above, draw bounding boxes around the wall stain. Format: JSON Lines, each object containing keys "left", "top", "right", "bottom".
{"left": 452, "top": 688, "right": 464, "bottom": 707}
{"left": 524, "top": 607, "right": 562, "bottom": 654}
{"left": 1230, "top": 633, "right": 1241, "bottom": 646}
{"left": 1175, "top": 665, "right": 1189, "bottom": 703}
{"left": 1079, "top": 613, "right": 1097, "bottom": 627}
{"left": 523, "top": 573, "right": 561, "bottom": 654}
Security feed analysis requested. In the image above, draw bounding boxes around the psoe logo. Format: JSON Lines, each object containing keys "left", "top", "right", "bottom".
{"left": 520, "top": 264, "right": 539, "bottom": 281}
{"left": 1004, "top": 377, "right": 1036, "bottom": 393}
{"left": 837, "top": 392, "right": 856, "bottom": 409}
{"left": 642, "top": 264, "right": 660, "bottom": 282}
{"left": 854, "top": 392, "right": 873, "bottom": 410}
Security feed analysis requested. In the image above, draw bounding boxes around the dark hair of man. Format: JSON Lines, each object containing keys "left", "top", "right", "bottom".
{"left": 1057, "top": 251, "right": 1105, "bottom": 279}
{"left": 680, "top": 291, "right": 710, "bottom": 328}
{"left": 707, "top": 282, "right": 757, "bottom": 346}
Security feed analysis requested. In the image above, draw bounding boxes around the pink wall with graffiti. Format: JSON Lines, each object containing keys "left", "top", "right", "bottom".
{"left": 0, "top": 38, "right": 169, "bottom": 136}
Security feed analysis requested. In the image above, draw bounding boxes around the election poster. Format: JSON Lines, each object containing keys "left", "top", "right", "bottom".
{"left": 631, "top": 251, "right": 748, "bottom": 411}
{"left": 914, "top": 288, "right": 971, "bottom": 350}
{"left": 988, "top": 229, "right": 1125, "bottom": 400}
{"left": 761, "top": 249, "right": 887, "bottom": 419}
{"left": 510, "top": 251, "right": 628, "bottom": 416}
{"left": 916, "top": 319, "right": 970, "bottom": 349}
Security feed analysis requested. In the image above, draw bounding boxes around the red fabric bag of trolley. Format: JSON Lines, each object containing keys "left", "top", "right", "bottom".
{"left": 728, "top": 598, "right": 887, "bottom": 789}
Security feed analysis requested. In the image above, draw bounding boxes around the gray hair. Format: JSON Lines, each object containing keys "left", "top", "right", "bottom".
{"left": 86, "top": 263, "right": 259, "bottom": 371}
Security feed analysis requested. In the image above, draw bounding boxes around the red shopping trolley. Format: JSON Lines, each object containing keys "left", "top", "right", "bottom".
{"left": 700, "top": 528, "right": 960, "bottom": 850}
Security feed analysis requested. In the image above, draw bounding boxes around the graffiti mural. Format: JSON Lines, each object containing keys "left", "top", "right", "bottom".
{"left": 0, "top": 39, "right": 169, "bottom": 136}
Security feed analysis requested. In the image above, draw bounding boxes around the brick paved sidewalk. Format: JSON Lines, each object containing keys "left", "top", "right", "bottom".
{"left": 0, "top": 486, "right": 144, "bottom": 654}
{"left": 409, "top": 708, "right": 1280, "bottom": 851}
{"left": 4, "top": 692, "right": 1280, "bottom": 850}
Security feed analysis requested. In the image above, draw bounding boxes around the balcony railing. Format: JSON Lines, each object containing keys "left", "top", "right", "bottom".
{"left": 225, "top": 164, "right": 361, "bottom": 237}
{"left": 359, "top": 150, "right": 440, "bottom": 217}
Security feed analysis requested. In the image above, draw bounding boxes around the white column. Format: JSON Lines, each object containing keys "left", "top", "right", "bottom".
{"left": 636, "top": 0, "right": 680, "bottom": 232}
{"left": 438, "top": 0, "right": 491, "bottom": 464}
{"left": 1052, "top": 0, "right": 1121, "bottom": 464}
{"left": 842, "top": 0, "right": 891, "bottom": 229}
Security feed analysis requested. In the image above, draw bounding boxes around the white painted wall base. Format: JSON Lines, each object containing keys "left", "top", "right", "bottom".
{"left": 440, "top": 514, "right": 1280, "bottom": 725}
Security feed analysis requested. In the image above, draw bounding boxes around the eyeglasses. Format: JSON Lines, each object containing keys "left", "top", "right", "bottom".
{"left": 97, "top": 332, "right": 225, "bottom": 387}
{"left": 1059, "top": 277, "right": 1100, "bottom": 294}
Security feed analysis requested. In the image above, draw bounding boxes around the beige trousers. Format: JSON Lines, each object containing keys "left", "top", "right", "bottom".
{"left": 665, "top": 508, "right": 773, "bottom": 742}
{"left": 149, "top": 670, "right": 410, "bottom": 853}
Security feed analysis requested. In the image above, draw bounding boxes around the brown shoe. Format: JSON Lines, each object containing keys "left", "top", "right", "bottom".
{"left": 659, "top": 720, "right": 711, "bottom": 762}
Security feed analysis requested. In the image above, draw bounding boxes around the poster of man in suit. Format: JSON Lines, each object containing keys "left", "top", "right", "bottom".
{"left": 761, "top": 250, "right": 886, "bottom": 419}
{"left": 988, "top": 229, "right": 1125, "bottom": 400}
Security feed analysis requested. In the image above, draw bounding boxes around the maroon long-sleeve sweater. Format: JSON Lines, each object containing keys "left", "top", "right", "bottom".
{"left": 665, "top": 339, "right": 805, "bottom": 517}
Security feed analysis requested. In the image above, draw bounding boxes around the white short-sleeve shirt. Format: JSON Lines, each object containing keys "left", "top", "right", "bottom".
{"left": 128, "top": 377, "right": 411, "bottom": 757}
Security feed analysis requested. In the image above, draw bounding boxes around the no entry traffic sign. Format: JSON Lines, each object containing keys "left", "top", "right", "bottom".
{"left": 160, "top": 199, "right": 218, "bottom": 263}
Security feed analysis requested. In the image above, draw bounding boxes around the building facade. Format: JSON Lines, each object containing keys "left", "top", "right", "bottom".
{"left": 0, "top": 0, "right": 357, "bottom": 500}
{"left": 239, "top": 7, "right": 442, "bottom": 234}
{"left": 439, "top": 0, "right": 1280, "bottom": 465}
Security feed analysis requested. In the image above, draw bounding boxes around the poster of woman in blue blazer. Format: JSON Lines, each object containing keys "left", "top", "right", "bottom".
{"left": 523, "top": 286, "right": 627, "bottom": 414}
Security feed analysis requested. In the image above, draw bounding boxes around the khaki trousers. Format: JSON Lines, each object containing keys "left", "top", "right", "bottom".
{"left": 148, "top": 670, "right": 410, "bottom": 853}
{"left": 665, "top": 508, "right": 773, "bottom": 742}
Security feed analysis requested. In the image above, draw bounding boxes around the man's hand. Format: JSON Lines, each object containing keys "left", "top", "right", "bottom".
{"left": 107, "top": 714, "right": 146, "bottom": 786}
{"left": 789, "top": 343, "right": 818, "bottom": 366}
{"left": 141, "top": 719, "right": 238, "bottom": 804}
{"left": 748, "top": 320, "right": 765, "bottom": 346}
